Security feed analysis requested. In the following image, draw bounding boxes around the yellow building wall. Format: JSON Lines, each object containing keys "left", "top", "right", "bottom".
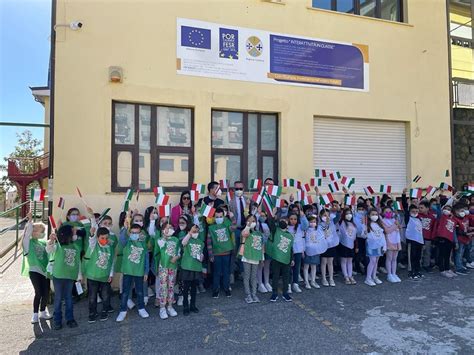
{"left": 450, "top": 11, "right": 474, "bottom": 80}
{"left": 51, "top": 0, "right": 451, "bottom": 220}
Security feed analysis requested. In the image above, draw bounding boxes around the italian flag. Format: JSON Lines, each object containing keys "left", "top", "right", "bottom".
{"left": 275, "top": 198, "right": 286, "bottom": 208}
{"left": 153, "top": 186, "right": 165, "bottom": 197}
{"left": 379, "top": 185, "right": 392, "bottom": 194}
{"left": 299, "top": 191, "right": 313, "bottom": 206}
{"left": 410, "top": 188, "right": 422, "bottom": 199}
{"left": 314, "top": 169, "right": 327, "bottom": 178}
{"left": 124, "top": 188, "right": 134, "bottom": 201}
{"left": 328, "top": 181, "right": 339, "bottom": 193}
{"left": 344, "top": 195, "right": 356, "bottom": 206}
{"left": 319, "top": 193, "right": 334, "bottom": 205}
{"left": 340, "top": 176, "right": 355, "bottom": 189}
{"left": 310, "top": 178, "right": 322, "bottom": 187}
{"left": 98, "top": 208, "right": 111, "bottom": 223}
{"left": 413, "top": 175, "right": 422, "bottom": 183}
{"left": 80, "top": 217, "right": 91, "bottom": 227}
{"left": 122, "top": 199, "right": 130, "bottom": 213}
{"left": 155, "top": 194, "right": 170, "bottom": 206}
{"left": 191, "top": 183, "right": 206, "bottom": 194}
{"left": 363, "top": 186, "right": 375, "bottom": 196}
{"left": 226, "top": 190, "right": 234, "bottom": 204}
{"left": 49, "top": 215, "right": 57, "bottom": 231}
{"left": 265, "top": 185, "right": 282, "bottom": 197}
{"left": 251, "top": 192, "right": 262, "bottom": 205}
{"left": 158, "top": 204, "right": 171, "bottom": 217}
{"left": 57, "top": 197, "right": 65, "bottom": 210}
{"left": 426, "top": 185, "right": 437, "bottom": 196}
{"left": 439, "top": 182, "right": 453, "bottom": 192}
{"left": 301, "top": 183, "right": 311, "bottom": 192}
{"left": 328, "top": 171, "right": 341, "bottom": 181}
{"left": 190, "top": 190, "right": 200, "bottom": 202}
{"left": 283, "top": 178, "right": 300, "bottom": 188}
{"left": 219, "top": 179, "right": 229, "bottom": 189}
{"left": 199, "top": 204, "right": 216, "bottom": 218}
{"left": 393, "top": 201, "right": 403, "bottom": 211}
{"left": 262, "top": 190, "right": 274, "bottom": 217}
{"left": 371, "top": 196, "right": 380, "bottom": 206}
{"left": 30, "top": 189, "right": 46, "bottom": 202}
{"left": 250, "top": 179, "right": 262, "bottom": 190}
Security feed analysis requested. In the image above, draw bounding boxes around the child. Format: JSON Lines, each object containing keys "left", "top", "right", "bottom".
{"left": 435, "top": 205, "right": 457, "bottom": 278}
{"left": 418, "top": 201, "right": 437, "bottom": 272}
{"left": 381, "top": 206, "right": 402, "bottom": 283}
{"left": 180, "top": 224, "right": 203, "bottom": 315}
{"left": 404, "top": 204, "right": 424, "bottom": 280}
{"left": 319, "top": 209, "right": 339, "bottom": 287}
{"left": 239, "top": 215, "right": 265, "bottom": 304}
{"left": 453, "top": 203, "right": 471, "bottom": 275}
{"left": 268, "top": 218, "right": 294, "bottom": 302}
{"left": 287, "top": 211, "right": 309, "bottom": 293}
{"left": 46, "top": 224, "right": 81, "bottom": 329}
{"left": 156, "top": 222, "right": 181, "bottom": 319}
{"left": 207, "top": 208, "right": 235, "bottom": 298}
{"left": 116, "top": 223, "right": 150, "bottom": 322}
{"left": 21, "top": 213, "right": 51, "bottom": 323}
{"left": 365, "top": 209, "right": 387, "bottom": 286}
{"left": 304, "top": 215, "right": 326, "bottom": 289}
{"left": 257, "top": 211, "right": 273, "bottom": 293}
{"left": 338, "top": 208, "right": 357, "bottom": 285}
{"left": 354, "top": 203, "right": 368, "bottom": 274}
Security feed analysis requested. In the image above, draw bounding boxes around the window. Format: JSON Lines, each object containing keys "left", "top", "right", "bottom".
{"left": 312, "top": 0, "right": 402, "bottom": 22}
{"left": 112, "top": 101, "right": 193, "bottom": 192}
{"left": 211, "top": 110, "right": 278, "bottom": 187}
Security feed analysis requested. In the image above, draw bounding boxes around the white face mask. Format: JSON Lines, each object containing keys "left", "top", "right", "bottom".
{"left": 72, "top": 235, "right": 78, "bottom": 241}
{"left": 249, "top": 222, "right": 256, "bottom": 229}
{"left": 321, "top": 216, "right": 328, "bottom": 223}
{"left": 442, "top": 210, "right": 451, "bottom": 216}
{"left": 309, "top": 222, "right": 317, "bottom": 228}
{"left": 134, "top": 221, "right": 143, "bottom": 227}
{"left": 215, "top": 217, "right": 224, "bottom": 225}
{"left": 458, "top": 212, "right": 466, "bottom": 218}
{"left": 370, "top": 215, "right": 379, "bottom": 222}
{"left": 152, "top": 213, "right": 159, "bottom": 220}
{"left": 346, "top": 214, "right": 353, "bottom": 220}
{"left": 166, "top": 228, "right": 175, "bottom": 236}
{"left": 191, "top": 233, "right": 199, "bottom": 239}
{"left": 235, "top": 190, "right": 244, "bottom": 197}
{"left": 410, "top": 213, "right": 419, "bottom": 218}
{"left": 179, "top": 224, "right": 187, "bottom": 231}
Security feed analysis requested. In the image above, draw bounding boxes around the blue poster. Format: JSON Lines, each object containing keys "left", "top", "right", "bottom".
{"left": 219, "top": 28, "right": 239, "bottom": 59}
{"left": 181, "top": 26, "right": 211, "bottom": 49}
{"left": 269, "top": 34, "right": 364, "bottom": 89}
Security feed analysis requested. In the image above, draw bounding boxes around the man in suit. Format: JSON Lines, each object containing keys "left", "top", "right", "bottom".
{"left": 228, "top": 180, "right": 248, "bottom": 279}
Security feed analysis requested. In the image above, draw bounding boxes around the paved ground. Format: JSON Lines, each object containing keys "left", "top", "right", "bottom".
{"left": 1, "top": 263, "right": 474, "bottom": 354}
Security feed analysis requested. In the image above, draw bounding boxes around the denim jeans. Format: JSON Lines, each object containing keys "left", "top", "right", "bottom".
{"left": 120, "top": 274, "right": 145, "bottom": 312}
{"left": 53, "top": 277, "right": 74, "bottom": 325}
{"left": 87, "top": 279, "right": 110, "bottom": 315}
{"left": 292, "top": 252, "right": 303, "bottom": 284}
{"left": 455, "top": 243, "right": 468, "bottom": 271}
{"left": 233, "top": 229, "right": 244, "bottom": 273}
{"left": 212, "top": 254, "right": 231, "bottom": 292}
{"left": 463, "top": 241, "right": 472, "bottom": 263}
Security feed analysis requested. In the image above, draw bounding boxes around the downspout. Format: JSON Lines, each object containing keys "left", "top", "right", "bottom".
{"left": 48, "top": 0, "right": 57, "bottom": 221}
{"left": 446, "top": 0, "right": 455, "bottom": 187}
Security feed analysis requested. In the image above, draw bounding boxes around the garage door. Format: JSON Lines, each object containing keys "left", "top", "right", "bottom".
{"left": 313, "top": 117, "right": 408, "bottom": 193}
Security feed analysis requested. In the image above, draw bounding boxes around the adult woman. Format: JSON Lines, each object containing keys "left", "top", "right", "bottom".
{"left": 170, "top": 191, "right": 192, "bottom": 229}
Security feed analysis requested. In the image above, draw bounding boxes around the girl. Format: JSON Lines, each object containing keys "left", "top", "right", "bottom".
{"left": 21, "top": 212, "right": 51, "bottom": 323}
{"left": 381, "top": 206, "right": 402, "bottom": 283}
{"left": 239, "top": 215, "right": 265, "bottom": 304}
{"left": 287, "top": 211, "right": 309, "bottom": 293}
{"left": 338, "top": 208, "right": 357, "bottom": 285}
{"left": 257, "top": 211, "right": 273, "bottom": 293}
{"left": 174, "top": 215, "right": 193, "bottom": 306}
{"left": 304, "top": 215, "right": 326, "bottom": 289}
{"left": 319, "top": 209, "right": 339, "bottom": 287}
{"left": 62, "top": 207, "right": 86, "bottom": 253}
{"left": 156, "top": 222, "right": 181, "bottom": 319}
{"left": 365, "top": 209, "right": 387, "bottom": 286}
{"left": 171, "top": 190, "right": 192, "bottom": 229}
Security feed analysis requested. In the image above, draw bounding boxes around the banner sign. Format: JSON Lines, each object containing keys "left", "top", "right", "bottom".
{"left": 177, "top": 18, "right": 369, "bottom": 92}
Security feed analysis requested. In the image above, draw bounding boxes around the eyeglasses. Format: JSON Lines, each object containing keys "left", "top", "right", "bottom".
{"left": 234, "top": 188, "right": 243, "bottom": 191}
{"left": 182, "top": 196, "right": 191, "bottom": 200}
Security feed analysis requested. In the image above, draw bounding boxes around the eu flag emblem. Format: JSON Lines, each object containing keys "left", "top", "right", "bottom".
{"left": 181, "top": 26, "right": 211, "bottom": 49}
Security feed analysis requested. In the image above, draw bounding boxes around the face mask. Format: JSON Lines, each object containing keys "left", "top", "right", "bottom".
{"left": 442, "top": 210, "right": 451, "bottom": 216}
{"left": 72, "top": 235, "right": 78, "bottom": 241}
{"left": 98, "top": 238, "right": 108, "bottom": 246}
{"left": 249, "top": 222, "right": 257, "bottom": 229}
{"left": 69, "top": 215, "right": 79, "bottom": 222}
{"left": 153, "top": 213, "right": 159, "bottom": 220}
{"left": 309, "top": 222, "right": 317, "bottom": 228}
{"left": 280, "top": 208, "right": 288, "bottom": 215}
{"left": 458, "top": 212, "right": 466, "bottom": 218}
{"left": 134, "top": 221, "right": 143, "bottom": 227}
{"left": 279, "top": 221, "right": 288, "bottom": 230}
{"left": 130, "top": 233, "right": 139, "bottom": 241}
{"left": 215, "top": 217, "right": 224, "bottom": 225}
{"left": 410, "top": 213, "right": 419, "bottom": 218}
{"left": 383, "top": 212, "right": 392, "bottom": 219}
{"left": 321, "top": 216, "right": 328, "bottom": 223}
{"left": 167, "top": 228, "right": 175, "bottom": 236}
{"left": 346, "top": 214, "right": 353, "bottom": 221}
{"left": 179, "top": 224, "right": 187, "bottom": 231}
{"left": 370, "top": 215, "right": 379, "bottom": 222}
{"left": 235, "top": 190, "right": 244, "bottom": 197}
{"left": 191, "top": 233, "right": 199, "bottom": 239}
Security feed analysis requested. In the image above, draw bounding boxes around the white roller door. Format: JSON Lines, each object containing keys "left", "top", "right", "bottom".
{"left": 313, "top": 117, "right": 408, "bottom": 193}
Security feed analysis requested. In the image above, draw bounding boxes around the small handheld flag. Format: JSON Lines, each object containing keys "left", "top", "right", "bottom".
{"left": 410, "top": 188, "right": 422, "bottom": 199}
{"left": 379, "top": 185, "right": 392, "bottom": 194}
{"left": 363, "top": 186, "right": 375, "bottom": 197}
{"left": 97, "top": 208, "right": 111, "bottom": 224}
{"left": 199, "top": 204, "right": 216, "bottom": 218}
{"left": 328, "top": 181, "right": 340, "bottom": 193}
{"left": 344, "top": 195, "right": 356, "bottom": 206}
{"left": 226, "top": 190, "right": 234, "bottom": 204}
{"left": 250, "top": 179, "right": 262, "bottom": 190}
{"left": 328, "top": 171, "right": 341, "bottom": 181}
{"left": 30, "top": 189, "right": 46, "bottom": 202}
{"left": 153, "top": 186, "right": 165, "bottom": 197}
{"left": 393, "top": 201, "right": 403, "bottom": 211}
{"left": 439, "top": 182, "right": 453, "bottom": 192}
{"left": 413, "top": 175, "right": 422, "bottom": 183}
{"left": 57, "top": 197, "right": 65, "bottom": 210}
{"left": 275, "top": 198, "right": 286, "bottom": 208}
{"left": 157, "top": 204, "right": 171, "bottom": 217}
{"left": 314, "top": 169, "right": 327, "bottom": 178}
{"left": 80, "top": 217, "right": 91, "bottom": 227}
{"left": 124, "top": 188, "right": 134, "bottom": 201}
{"left": 155, "top": 194, "right": 170, "bottom": 206}
{"left": 426, "top": 185, "right": 437, "bottom": 196}
{"left": 49, "top": 215, "right": 57, "bottom": 231}
{"left": 251, "top": 192, "right": 262, "bottom": 205}
{"left": 219, "top": 179, "right": 229, "bottom": 189}
{"left": 265, "top": 185, "right": 282, "bottom": 197}
{"left": 191, "top": 183, "right": 206, "bottom": 194}
{"left": 190, "top": 190, "right": 200, "bottom": 202}
{"left": 283, "top": 179, "right": 300, "bottom": 188}
{"left": 302, "top": 183, "right": 311, "bottom": 193}
{"left": 340, "top": 176, "right": 355, "bottom": 189}
{"left": 310, "top": 177, "right": 323, "bottom": 187}
{"left": 371, "top": 196, "right": 381, "bottom": 206}
{"left": 319, "top": 193, "right": 335, "bottom": 205}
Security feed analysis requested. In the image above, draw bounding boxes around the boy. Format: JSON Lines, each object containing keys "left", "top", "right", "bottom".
{"left": 207, "top": 208, "right": 235, "bottom": 298}
{"left": 404, "top": 204, "right": 424, "bottom": 279}
{"left": 84, "top": 227, "right": 116, "bottom": 323}
{"left": 116, "top": 223, "right": 150, "bottom": 322}
{"left": 418, "top": 201, "right": 437, "bottom": 272}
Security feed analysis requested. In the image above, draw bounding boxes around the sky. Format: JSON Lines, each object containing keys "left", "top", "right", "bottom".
{"left": 0, "top": 0, "right": 51, "bottom": 163}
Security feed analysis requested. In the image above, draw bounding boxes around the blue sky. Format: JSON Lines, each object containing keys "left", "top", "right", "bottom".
{"left": 0, "top": 0, "right": 51, "bottom": 162}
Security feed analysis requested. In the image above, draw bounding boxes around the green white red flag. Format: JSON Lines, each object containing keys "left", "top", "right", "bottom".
{"left": 199, "top": 204, "right": 215, "bottom": 218}
{"left": 31, "top": 189, "right": 45, "bottom": 202}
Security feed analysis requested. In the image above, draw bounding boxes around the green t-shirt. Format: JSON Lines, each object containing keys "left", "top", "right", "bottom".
{"left": 21, "top": 238, "right": 48, "bottom": 276}
{"left": 243, "top": 231, "right": 264, "bottom": 263}
{"left": 181, "top": 237, "right": 204, "bottom": 272}
{"left": 51, "top": 243, "right": 81, "bottom": 280}
{"left": 155, "top": 236, "right": 180, "bottom": 270}
{"left": 271, "top": 228, "right": 294, "bottom": 265}
{"left": 121, "top": 236, "right": 147, "bottom": 277}
{"left": 208, "top": 220, "right": 234, "bottom": 255}
{"left": 84, "top": 238, "right": 116, "bottom": 282}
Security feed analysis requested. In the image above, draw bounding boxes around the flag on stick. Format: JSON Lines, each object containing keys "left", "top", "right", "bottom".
{"left": 226, "top": 190, "right": 234, "bottom": 204}
{"left": 363, "top": 186, "right": 375, "bottom": 197}
{"left": 30, "top": 189, "right": 46, "bottom": 202}
{"left": 219, "top": 179, "right": 229, "bottom": 189}
{"left": 302, "top": 183, "right": 311, "bottom": 193}
{"left": 191, "top": 183, "right": 206, "bottom": 194}
{"left": 275, "top": 198, "right": 286, "bottom": 208}
{"left": 283, "top": 179, "right": 300, "bottom": 188}
{"left": 97, "top": 208, "right": 111, "bottom": 224}
{"left": 426, "top": 185, "right": 437, "bottom": 196}
{"left": 328, "top": 171, "right": 341, "bottom": 181}
{"left": 57, "top": 197, "right": 65, "bottom": 210}
{"left": 249, "top": 179, "right": 262, "bottom": 190}
{"left": 413, "top": 175, "right": 422, "bottom": 183}
{"left": 340, "top": 176, "right": 355, "bottom": 189}
{"left": 344, "top": 195, "right": 356, "bottom": 206}
{"left": 199, "top": 204, "right": 216, "bottom": 218}
{"left": 251, "top": 192, "right": 262, "bottom": 205}
{"left": 49, "top": 215, "right": 57, "bottom": 231}
{"left": 155, "top": 194, "right": 170, "bottom": 206}
{"left": 153, "top": 186, "right": 165, "bottom": 197}
{"left": 328, "top": 181, "right": 340, "bottom": 193}
{"left": 265, "top": 185, "right": 282, "bottom": 197}
{"left": 190, "top": 190, "right": 200, "bottom": 202}
{"left": 379, "top": 185, "right": 392, "bottom": 194}
{"left": 310, "top": 178, "right": 323, "bottom": 187}
{"left": 314, "top": 169, "right": 327, "bottom": 178}
{"left": 410, "top": 188, "right": 422, "bottom": 199}
{"left": 319, "top": 193, "right": 335, "bottom": 205}
{"left": 122, "top": 200, "right": 130, "bottom": 213}
{"left": 439, "top": 182, "right": 453, "bottom": 192}
{"left": 157, "top": 204, "right": 171, "bottom": 217}
{"left": 393, "top": 201, "right": 403, "bottom": 211}
{"left": 124, "top": 189, "right": 134, "bottom": 201}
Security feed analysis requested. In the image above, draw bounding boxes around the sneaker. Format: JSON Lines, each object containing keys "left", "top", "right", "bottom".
{"left": 225, "top": 290, "right": 232, "bottom": 298}
{"left": 373, "top": 277, "right": 383, "bottom": 285}
{"left": 466, "top": 262, "right": 474, "bottom": 269}
{"left": 413, "top": 274, "right": 420, "bottom": 280}
{"left": 322, "top": 279, "right": 329, "bottom": 287}
{"left": 31, "top": 313, "right": 39, "bottom": 324}
{"left": 287, "top": 284, "right": 293, "bottom": 294}
{"left": 298, "top": 275, "right": 304, "bottom": 282}
{"left": 177, "top": 296, "right": 184, "bottom": 306}
{"left": 270, "top": 293, "right": 278, "bottom": 302}
{"left": 304, "top": 282, "right": 311, "bottom": 290}
{"left": 127, "top": 299, "right": 135, "bottom": 310}
{"left": 198, "top": 284, "right": 206, "bottom": 293}
{"left": 245, "top": 295, "right": 253, "bottom": 304}
{"left": 448, "top": 270, "right": 458, "bottom": 277}
{"left": 252, "top": 294, "right": 261, "bottom": 303}
{"left": 455, "top": 269, "right": 469, "bottom": 276}
{"left": 292, "top": 283, "right": 302, "bottom": 293}
{"left": 166, "top": 306, "right": 177, "bottom": 317}
{"left": 116, "top": 311, "right": 127, "bottom": 322}
{"left": 379, "top": 267, "right": 388, "bottom": 274}
{"left": 106, "top": 306, "right": 115, "bottom": 314}
{"left": 329, "top": 279, "right": 336, "bottom": 287}
{"left": 310, "top": 281, "right": 320, "bottom": 289}
{"left": 393, "top": 274, "right": 401, "bottom": 283}
{"left": 159, "top": 308, "right": 168, "bottom": 320}
{"left": 88, "top": 313, "right": 98, "bottom": 324}
{"left": 344, "top": 277, "right": 351, "bottom": 285}
{"left": 282, "top": 293, "right": 292, "bottom": 302}
{"left": 53, "top": 323, "right": 62, "bottom": 330}
{"left": 349, "top": 277, "right": 357, "bottom": 285}
{"left": 212, "top": 291, "right": 219, "bottom": 299}
{"left": 258, "top": 284, "right": 268, "bottom": 293}
{"left": 183, "top": 307, "right": 190, "bottom": 316}
{"left": 100, "top": 312, "right": 108, "bottom": 321}
{"left": 387, "top": 274, "right": 397, "bottom": 283}
{"left": 39, "top": 309, "right": 53, "bottom": 320}
{"left": 364, "top": 278, "right": 376, "bottom": 287}
{"left": 66, "top": 320, "right": 78, "bottom": 328}
{"left": 265, "top": 283, "right": 273, "bottom": 292}
{"left": 190, "top": 305, "right": 199, "bottom": 313}
{"left": 441, "top": 271, "right": 453, "bottom": 278}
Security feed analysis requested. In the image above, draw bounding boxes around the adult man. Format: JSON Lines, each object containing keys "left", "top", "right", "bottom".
{"left": 229, "top": 181, "right": 248, "bottom": 278}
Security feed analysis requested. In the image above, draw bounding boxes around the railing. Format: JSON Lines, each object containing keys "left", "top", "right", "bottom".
{"left": 7, "top": 153, "right": 49, "bottom": 178}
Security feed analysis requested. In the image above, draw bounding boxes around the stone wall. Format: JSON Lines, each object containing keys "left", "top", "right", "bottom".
{"left": 453, "top": 108, "right": 474, "bottom": 188}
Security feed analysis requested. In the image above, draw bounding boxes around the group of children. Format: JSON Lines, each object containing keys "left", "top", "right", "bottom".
{"left": 21, "top": 180, "right": 474, "bottom": 329}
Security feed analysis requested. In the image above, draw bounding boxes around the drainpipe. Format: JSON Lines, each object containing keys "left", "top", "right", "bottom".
{"left": 446, "top": 0, "right": 455, "bottom": 187}
{"left": 48, "top": 0, "right": 57, "bottom": 222}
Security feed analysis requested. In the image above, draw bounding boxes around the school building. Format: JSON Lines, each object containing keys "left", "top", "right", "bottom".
{"left": 33, "top": 0, "right": 452, "bottom": 219}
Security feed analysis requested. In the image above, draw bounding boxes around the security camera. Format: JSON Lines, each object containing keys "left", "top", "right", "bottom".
{"left": 69, "top": 21, "right": 83, "bottom": 30}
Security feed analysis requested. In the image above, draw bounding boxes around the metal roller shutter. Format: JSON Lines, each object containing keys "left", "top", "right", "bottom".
{"left": 313, "top": 117, "right": 408, "bottom": 193}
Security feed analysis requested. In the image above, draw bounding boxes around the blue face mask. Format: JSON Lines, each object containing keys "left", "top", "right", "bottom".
{"left": 69, "top": 215, "right": 79, "bottom": 222}
{"left": 215, "top": 217, "right": 224, "bottom": 225}
{"left": 130, "top": 233, "right": 139, "bottom": 241}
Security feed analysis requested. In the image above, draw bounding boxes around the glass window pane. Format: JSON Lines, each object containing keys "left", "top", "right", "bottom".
{"left": 380, "top": 0, "right": 399, "bottom": 21}
{"left": 214, "top": 155, "right": 241, "bottom": 185}
{"left": 114, "top": 103, "right": 135, "bottom": 145}
{"left": 212, "top": 111, "right": 243, "bottom": 149}
{"left": 157, "top": 107, "right": 191, "bottom": 147}
{"left": 337, "top": 0, "right": 354, "bottom": 13}
{"left": 139, "top": 105, "right": 151, "bottom": 150}
{"left": 117, "top": 151, "right": 132, "bottom": 187}
{"left": 261, "top": 115, "right": 277, "bottom": 151}
{"left": 360, "top": 0, "right": 376, "bottom": 17}
{"left": 312, "top": 0, "right": 332, "bottom": 10}
{"left": 139, "top": 152, "right": 151, "bottom": 189}
{"left": 248, "top": 114, "right": 258, "bottom": 184}
{"left": 262, "top": 156, "right": 274, "bottom": 182}
{"left": 159, "top": 153, "right": 189, "bottom": 187}
{"left": 138, "top": 106, "right": 151, "bottom": 189}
